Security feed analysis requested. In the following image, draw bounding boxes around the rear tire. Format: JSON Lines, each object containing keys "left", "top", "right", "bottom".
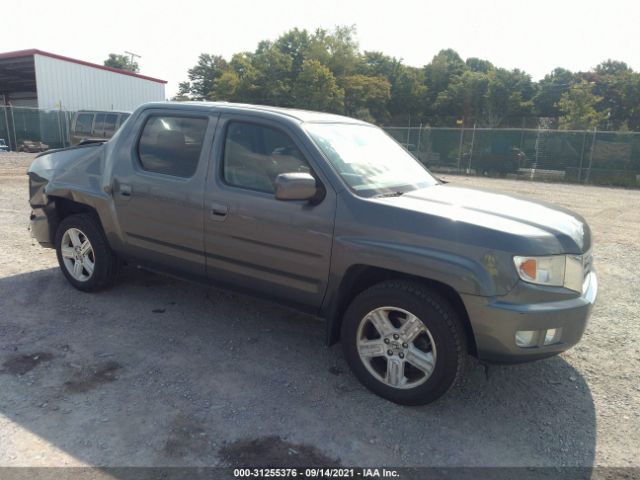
{"left": 55, "top": 213, "right": 119, "bottom": 292}
{"left": 341, "top": 280, "right": 467, "bottom": 405}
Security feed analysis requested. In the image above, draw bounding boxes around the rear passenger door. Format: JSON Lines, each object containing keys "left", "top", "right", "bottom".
{"left": 204, "top": 114, "right": 336, "bottom": 309}
{"left": 111, "top": 108, "right": 219, "bottom": 278}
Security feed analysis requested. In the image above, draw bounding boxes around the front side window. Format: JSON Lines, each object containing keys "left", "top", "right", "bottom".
{"left": 137, "top": 115, "right": 208, "bottom": 178}
{"left": 223, "top": 122, "right": 310, "bottom": 193}
{"left": 305, "top": 123, "right": 437, "bottom": 197}
{"left": 75, "top": 113, "right": 93, "bottom": 134}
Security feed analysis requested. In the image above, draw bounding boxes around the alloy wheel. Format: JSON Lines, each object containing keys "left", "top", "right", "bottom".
{"left": 356, "top": 306, "right": 437, "bottom": 389}
{"left": 60, "top": 227, "right": 95, "bottom": 282}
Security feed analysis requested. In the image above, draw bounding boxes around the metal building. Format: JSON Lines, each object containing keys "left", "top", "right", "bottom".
{"left": 0, "top": 49, "right": 166, "bottom": 110}
{"left": 0, "top": 49, "right": 166, "bottom": 150}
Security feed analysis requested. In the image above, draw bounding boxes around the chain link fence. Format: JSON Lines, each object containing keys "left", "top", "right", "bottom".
{"left": 1, "top": 105, "right": 639, "bottom": 188}
{"left": 384, "top": 126, "right": 640, "bottom": 188}
{"left": 0, "top": 106, "right": 73, "bottom": 151}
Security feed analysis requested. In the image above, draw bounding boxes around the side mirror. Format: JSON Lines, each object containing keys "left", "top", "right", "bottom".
{"left": 275, "top": 172, "right": 318, "bottom": 201}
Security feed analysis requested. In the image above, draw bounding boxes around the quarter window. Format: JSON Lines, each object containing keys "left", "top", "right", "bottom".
{"left": 137, "top": 115, "right": 208, "bottom": 178}
{"left": 223, "top": 122, "right": 310, "bottom": 193}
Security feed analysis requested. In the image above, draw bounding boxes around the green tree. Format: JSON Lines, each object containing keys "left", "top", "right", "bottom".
{"left": 617, "top": 74, "right": 640, "bottom": 130}
{"left": 228, "top": 52, "right": 259, "bottom": 101}
{"left": 178, "top": 54, "right": 227, "bottom": 100}
{"left": 171, "top": 83, "right": 191, "bottom": 101}
{"left": 274, "top": 28, "right": 312, "bottom": 79}
{"left": 595, "top": 60, "right": 632, "bottom": 76}
{"left": 465, "top": 57, "right": 494, "bottom": 73}
{"left": 343, "top": 74, "right": 391, "bottom": 122}
{"left": 423, "top": 49, "right": 467, "bottom": 120}
{"left": 104, "top": 53, "right": 139, "bottom": 72}
{"left": 359, "top": 51, "right": 402, "bottom": 80}
{"left": 389, "top": 65, "right": 427, "bottom": 122}
{"left": 249, "top": 42, "right": 294, "bottom": 106}
{"left": 306, "top": 26, "right": 361, "bottom": 79}
{"left": 590, "top": 60, "right": 639, "bottom": 130}
{"left": 533, "top": 68, "right": 575, "bottom": 118}
{"left": 434, "top": 71, "right": 488, "bottom": 125}
{"left": 358, "top": 53, "right": 424, "bottom": 123}
{"left": 293, "top": 60, "right": 344, "bottom": 112}
{"left": 176, "top": 27, "right": 640, "bottom": 131}
{"left": 210, "top": 71, "right": 240, "bottom": 101}
{"left": 558, "top": 82, "right": 608, "bottom": 130}
{"left": 484, "top": 68, "right": 534, "bottom": 126}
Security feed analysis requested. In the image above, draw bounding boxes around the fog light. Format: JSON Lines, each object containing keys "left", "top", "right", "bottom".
{"left": 515, "top": 330, "right": 537, "bottom": 347}
{"left": 544, "top": 328, "right": 561, "bottom": 345}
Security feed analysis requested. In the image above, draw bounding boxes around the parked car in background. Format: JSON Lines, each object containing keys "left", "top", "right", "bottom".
{"left": 475, "top": 140, "right": 526, "bottom": 177}
{"left": 0, "top": 138, "right": 9, "bottom": 152}
{"left": 28, "top": 102, "right": 597, "bottom": 405}
{"left": 70, "top": 110, "right": 130, "bottom": 145}
{"left": 18, "top": 140, "right": 49, "bottom": 153}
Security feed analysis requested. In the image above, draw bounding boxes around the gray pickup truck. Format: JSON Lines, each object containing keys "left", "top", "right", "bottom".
{"left": 28, "top": 102, "right": 597, "bottom": 405}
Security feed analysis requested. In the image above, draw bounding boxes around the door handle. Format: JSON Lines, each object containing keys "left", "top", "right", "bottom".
{"left": 120, "top": 184, "right": 132, "bottom": 197}
{"left": 211, "top": 203, "right": 229, "bottom": 220}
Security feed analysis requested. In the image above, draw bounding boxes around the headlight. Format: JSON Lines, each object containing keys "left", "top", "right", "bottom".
{"left": 513, "top": 255, "right": 583, "bottom": 292}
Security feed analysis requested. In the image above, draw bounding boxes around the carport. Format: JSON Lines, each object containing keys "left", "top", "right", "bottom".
{"left": 0, "top": 50, "right": 38, "bottom": 106}
{"left": 0, "top": 51, "right": 40, "bottom": 150}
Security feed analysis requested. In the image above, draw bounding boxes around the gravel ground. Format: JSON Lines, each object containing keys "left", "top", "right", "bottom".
{"left": 0, "top": 153, "right": 638, "bottom": 469}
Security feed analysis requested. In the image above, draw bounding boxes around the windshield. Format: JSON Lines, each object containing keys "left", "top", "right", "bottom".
{"left": 305, "top": 123, "right": 438, "bottom": 197}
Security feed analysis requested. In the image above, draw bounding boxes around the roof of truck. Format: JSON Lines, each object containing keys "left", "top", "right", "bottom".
{"left": 144, "top": 101, "right": 370, "bottom": 125}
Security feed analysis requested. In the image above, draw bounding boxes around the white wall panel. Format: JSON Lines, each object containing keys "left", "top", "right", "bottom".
{"left": 34, "top": 54, "right": 165, "bottom": 112}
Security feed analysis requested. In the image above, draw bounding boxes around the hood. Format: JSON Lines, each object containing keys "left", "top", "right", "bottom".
{"left": 374, "top": 184, "right": 591, "bottom": 254}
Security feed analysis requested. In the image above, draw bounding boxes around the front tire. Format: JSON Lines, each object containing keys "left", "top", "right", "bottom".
{"left": 341, "top": 281, "right": 467, "bottom": 405}
{"left": 55, "top": 214, "right": 119, "bottom": 292}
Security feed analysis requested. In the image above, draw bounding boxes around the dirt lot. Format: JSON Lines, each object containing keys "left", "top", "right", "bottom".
{"left": 0, "top": 153, "right": 638, "bottom": 469}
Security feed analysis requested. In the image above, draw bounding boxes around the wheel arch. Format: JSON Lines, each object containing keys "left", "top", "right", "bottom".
{"left": 45, "top": 196, "right": 100, "bottom": 241}
{"left": 325, "top": 265, "right": 478, "bottom": 357}
{"left": 52, "top": 196, "right": 100, "bottom": 221}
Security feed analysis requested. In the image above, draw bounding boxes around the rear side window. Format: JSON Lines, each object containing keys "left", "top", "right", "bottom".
{"left": 223, "top": 122, "right": 309, "bottom": 193}
{"left": 74, "top": 113, "right": 93, "bottom": 135}
{"left": 137, "top": 115, "right": 208, "bottom": 178}
{"left": 104, "top": 114, "right": 118, "bottom": 133}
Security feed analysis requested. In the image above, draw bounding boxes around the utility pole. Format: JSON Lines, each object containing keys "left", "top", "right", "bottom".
{"left": 124, "top": 51, "right": 141, "bottom": 70}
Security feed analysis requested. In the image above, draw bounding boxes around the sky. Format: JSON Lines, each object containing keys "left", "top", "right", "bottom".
{"left": 3, "top": 0, "right": 639, "bottom": 97}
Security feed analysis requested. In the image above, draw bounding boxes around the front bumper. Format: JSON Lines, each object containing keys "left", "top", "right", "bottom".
{"left": 462, "top": 271, "right": 598, "bottom": 363}
{"left": 29, "top": 207, "right": 57, "bottom": 248}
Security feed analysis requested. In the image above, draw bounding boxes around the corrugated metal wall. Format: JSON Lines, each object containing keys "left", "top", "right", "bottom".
{"left": 33, "top": 54, "right": 165, "bottom": 112}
